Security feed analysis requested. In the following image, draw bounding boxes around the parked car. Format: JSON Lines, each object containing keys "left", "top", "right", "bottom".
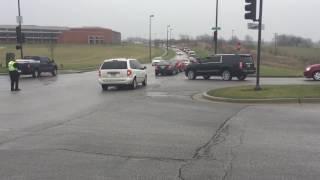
{"left": 16, "top": 56, "right": 58, "bottom": 78}
{"left": 304, "top": 64, "right": 320, "bottom": 80}
{"left": 98, "top": 58, "right": 147, "bottom": 90}
{"left": 155, "top": 60, "right": 179, "bottom": 76}
{"left": 185, "top": 54, "right": 256, "bottom": 81}
{"left": 152, "top": 57, "right": 163, "bottom": 66}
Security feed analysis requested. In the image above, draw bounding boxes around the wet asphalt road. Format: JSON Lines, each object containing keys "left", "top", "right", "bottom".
{"left": 0, "top": 64, "right": 320, "bottom": 180}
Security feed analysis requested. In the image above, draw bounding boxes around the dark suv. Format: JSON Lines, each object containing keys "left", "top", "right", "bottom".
{"left": 185, "top": 54, "right": 256, "bottom": 81}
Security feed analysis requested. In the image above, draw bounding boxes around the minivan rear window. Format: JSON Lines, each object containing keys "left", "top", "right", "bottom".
{"left": 101, "top": 61, "right": 127, "bottom": 69}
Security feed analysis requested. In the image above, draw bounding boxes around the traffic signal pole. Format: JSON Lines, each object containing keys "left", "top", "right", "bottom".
{"left": 18, "top": 0, "right": 23, "bottom": 58}
{"left": 214, "top": 0, "right": 219, "bottom": 54}
{"left": 255, "top": 0, "right": 263, "bottom": 91}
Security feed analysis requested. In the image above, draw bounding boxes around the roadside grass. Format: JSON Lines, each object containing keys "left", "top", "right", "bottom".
{"left": 264, "top": 46, "right": 320, "bottom": 64}
{"left": 162, "top": 49, "right": 176, "bottom": 60}
{"left": 0, "top": 67, "right": 7, "bottom": 73}
{"left": 208, "top": 85, "right": 320, "bottom": 99}
{"left": 260, "top": 65, "right": 302, "bottom": 77}
{"left": 0, "top": 44, "right": 164, "bottom": 71}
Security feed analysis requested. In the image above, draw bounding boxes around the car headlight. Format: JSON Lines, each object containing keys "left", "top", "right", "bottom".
{"left": 306, "top": 67, "right": 311, "bottom": 71}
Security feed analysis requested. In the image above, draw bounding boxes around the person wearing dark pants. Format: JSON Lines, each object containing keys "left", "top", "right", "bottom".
{"left": 8, "top": 60, "right": 21, "bottom": 91}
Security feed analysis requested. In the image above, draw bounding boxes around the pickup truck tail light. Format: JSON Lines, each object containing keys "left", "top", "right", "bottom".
{"left": 239, "top": 62, "right": 243, "bottom": 70}
{"left": 127, "top": 69, "right": 132, "bottom": 77}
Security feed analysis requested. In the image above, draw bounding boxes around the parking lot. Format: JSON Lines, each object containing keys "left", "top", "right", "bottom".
{"left": 0, "top": 66, "right": 320, "bottom": 179}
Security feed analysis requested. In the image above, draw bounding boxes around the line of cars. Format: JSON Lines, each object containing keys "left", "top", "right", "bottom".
{"left": 96, "top": 48, "right": 319, "bottom": 91}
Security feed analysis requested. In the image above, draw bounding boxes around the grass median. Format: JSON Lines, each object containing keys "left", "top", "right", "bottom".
{"left": 208, "top": 85, "right": 320, "bottom": 99}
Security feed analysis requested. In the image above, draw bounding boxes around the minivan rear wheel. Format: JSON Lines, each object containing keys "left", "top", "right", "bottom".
{"left": 130, "top": 78, "right": 138, "bottom": 89}
{"left": 222, "top": 70, "right": 232, "bottom": 81}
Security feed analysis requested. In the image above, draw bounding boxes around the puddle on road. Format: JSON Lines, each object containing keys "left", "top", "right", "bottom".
{"left": 146, "top": 92, "right": 169, "bottom": 97}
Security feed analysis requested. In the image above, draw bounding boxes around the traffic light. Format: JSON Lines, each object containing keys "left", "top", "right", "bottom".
{"left": 245, "top": 0, "right": 257, "bottom": 21}
{"left": 16, "top": 26, "right": 22, "bottom": 43}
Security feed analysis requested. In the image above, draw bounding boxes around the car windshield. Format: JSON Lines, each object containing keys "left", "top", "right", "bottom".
{"left": 101, "top": 61, "right": 127, "bottom": 69}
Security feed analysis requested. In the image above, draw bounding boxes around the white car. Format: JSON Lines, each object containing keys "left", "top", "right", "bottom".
{"left": 98, "top": 58, "right": 147, "bottom": 90}
{"left": 176, "top": 51, "right": 184, "bottom": 56}
{"left": 152, "top": 57, "right": 163, "bottom": 66}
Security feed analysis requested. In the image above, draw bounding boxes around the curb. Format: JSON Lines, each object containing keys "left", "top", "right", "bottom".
{"left": 202, "top": 92, "right": 320, "bottom": 104}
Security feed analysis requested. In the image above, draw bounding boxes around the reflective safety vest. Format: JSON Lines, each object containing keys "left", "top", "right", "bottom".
{"left": 8, "top": 61, "right": 17, "bottom": 72}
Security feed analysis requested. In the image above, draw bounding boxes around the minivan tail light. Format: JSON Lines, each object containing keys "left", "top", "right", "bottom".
{"left": 239, "top": 62, "right": 243, "bottom": 69}
{"left": 127, "top": 69, "right": 132, "bottom": 76}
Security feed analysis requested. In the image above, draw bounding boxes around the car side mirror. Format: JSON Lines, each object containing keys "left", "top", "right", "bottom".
{"left": 143, "top": 66, "right": 147, "bottom": 70}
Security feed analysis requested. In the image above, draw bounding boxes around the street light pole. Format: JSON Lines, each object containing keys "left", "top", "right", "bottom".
{"left": 214, "top": 0, "right": 219, "bottom": 54}
{"left": 17, "top": 0, "right": 23, "bottom": 58}
{"left": 149, "top": 15, "right": 154, "bottom": 63}
{"left": 232, "top": 29, "right": 234, "bottom": 41}
{"left": 166, "top": 25, "right": 170, "bottom": 54}
{"left": 169, "top": 28, "right": 173, "bottom": 47}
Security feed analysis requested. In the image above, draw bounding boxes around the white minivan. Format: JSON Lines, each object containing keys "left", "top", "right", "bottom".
{"left": 98, "top": 58, "right": 147, "bottom": 90}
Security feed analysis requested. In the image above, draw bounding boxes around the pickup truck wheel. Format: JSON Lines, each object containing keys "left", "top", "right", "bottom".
{"left": 203, "top": 75, "right": 210, "bottom": 80}
{"left": 237, "top": 74, "right": 247, "bottom": 81}
{"left": 222, "top": 70, "right": 232, "bottom": 81}
{"left": 187, "top": 70, "right": 196, "bottom": 80}
{"left": 52, "top": 68, "right": 57, "bottom": 76}
{"left": 313, "top": 71, "right": 320, "bottom": 81}
{"left": 32, "top": 71, "right": 36, "bottom": 78}
{"left": 34, "top": 70, "right": 40, "bottom": 78}
{"left": 101, "top": 85, "right": 108, "bottom": 91}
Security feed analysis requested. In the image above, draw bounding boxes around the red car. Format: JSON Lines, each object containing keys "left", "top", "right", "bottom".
{"left": 304, "top": 64, "right": 320, "bottom": 80}
{"left": 175, "top": 60, "right": 187, "bottom": 72}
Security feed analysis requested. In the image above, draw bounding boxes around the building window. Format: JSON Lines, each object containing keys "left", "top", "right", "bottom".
{"left": 88, "top": 35, "right": 104, "bottom": 45}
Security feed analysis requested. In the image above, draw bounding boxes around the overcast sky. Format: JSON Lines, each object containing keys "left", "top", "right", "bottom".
{"left": 1, "top": 0, "right": 319, "bottom": 41}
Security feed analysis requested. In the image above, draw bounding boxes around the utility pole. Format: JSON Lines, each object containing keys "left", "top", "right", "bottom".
{"left": 149, "top": 15, "right": 154, "bottom": 63}
{"left": 166, "top": 25, "right": 170, "bottom": 54}
{"left": 17, "top": 0, "right": 24, "bottom": 58}
{"left": 274, "top": 33, "right": 278, "bottom": 55}
{"left": 214, "top": 0, "right": 219, "bottom": 54}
